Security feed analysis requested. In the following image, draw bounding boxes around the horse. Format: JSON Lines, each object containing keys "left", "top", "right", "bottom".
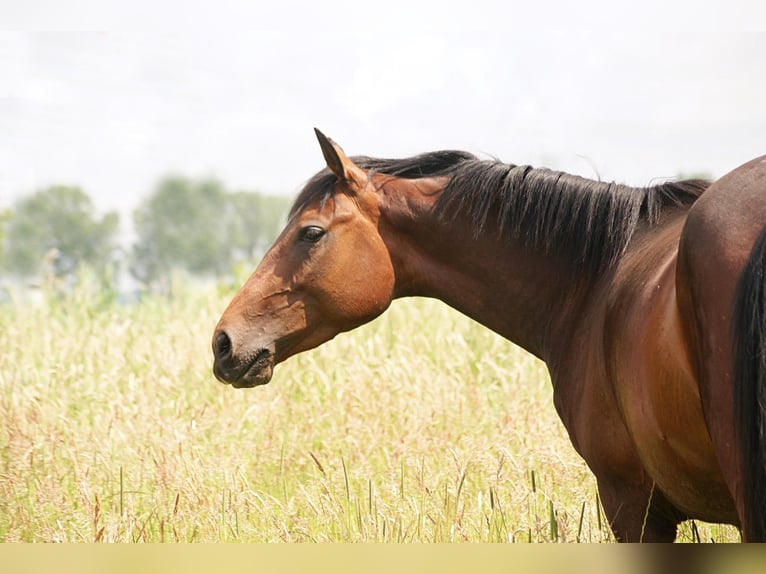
{"left": 212, "top": 129, "right": 766, "bottom": 542}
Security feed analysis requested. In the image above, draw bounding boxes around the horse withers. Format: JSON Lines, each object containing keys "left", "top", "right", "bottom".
{"left": 212, "top": 130, "right": 766, "bottom": 542}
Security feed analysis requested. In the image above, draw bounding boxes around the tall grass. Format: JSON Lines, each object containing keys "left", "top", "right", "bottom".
{"left": 0, "top": 279, "right": 739, "bottom": 542}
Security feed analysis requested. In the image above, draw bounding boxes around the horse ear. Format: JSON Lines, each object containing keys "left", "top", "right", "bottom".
{"left": 314, "top": 128, "right": 367, "bottom": 191}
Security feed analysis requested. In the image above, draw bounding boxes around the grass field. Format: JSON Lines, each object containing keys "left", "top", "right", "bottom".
{"left": 0, "top": 278, "right": 740, "bottom": 542}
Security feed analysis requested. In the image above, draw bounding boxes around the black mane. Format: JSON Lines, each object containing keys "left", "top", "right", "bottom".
{"left": 290, "top": 151, "right": 709, "bottom": 272}
{"left": 436, "top": 159, "right": 709, "bottom": 271}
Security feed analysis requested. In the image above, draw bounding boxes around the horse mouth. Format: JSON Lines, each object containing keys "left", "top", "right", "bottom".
{"left": 239, "top": 348, "right": 275, "bottom": 388}
{"left": 226, "top": 348, "right": 275, "bottom": 389}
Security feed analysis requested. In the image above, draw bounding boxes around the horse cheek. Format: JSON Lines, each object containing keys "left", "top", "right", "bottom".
{"left": 335, "top": 241, "right": 394, "bottom": 325}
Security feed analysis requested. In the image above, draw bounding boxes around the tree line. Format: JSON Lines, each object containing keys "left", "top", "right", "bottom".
{"left": 0, "top": 176, "right": 291, "bottom": 292}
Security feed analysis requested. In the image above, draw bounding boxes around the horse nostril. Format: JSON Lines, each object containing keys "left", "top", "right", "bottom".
{"left": 213, "top": 330, "right": 233, "bottom": 361}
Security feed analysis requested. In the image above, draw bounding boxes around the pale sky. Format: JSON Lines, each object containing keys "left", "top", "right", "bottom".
{"left": 1, "top": 2, "right": 765, "bottom": 231}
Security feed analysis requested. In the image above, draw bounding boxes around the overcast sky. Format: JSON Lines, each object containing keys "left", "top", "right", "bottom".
{"left": 1, "top": 2, "right": 765, "bottom": 227}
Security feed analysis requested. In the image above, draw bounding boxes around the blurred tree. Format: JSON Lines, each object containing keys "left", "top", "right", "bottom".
{"left": 2, "top": 186, "right": 119, "bottom": 280}
{"left": 227, "top": 191, "right": 289, "bottom": 261}
{"left": 130, "top": 176, "right": 289, "bottom": 289}
{"left": 130, "top": 176, "right": 228, "bottom": 287}
{"left": 677, "top": 171, "right": 714, "bottom": 182}
{"left": 0, "top": 208, "right": 10, "bottom": 269}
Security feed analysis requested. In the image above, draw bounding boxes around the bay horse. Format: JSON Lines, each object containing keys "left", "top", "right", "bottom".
{"left": 212, "top": 129, "right": 766, "bottom": 542}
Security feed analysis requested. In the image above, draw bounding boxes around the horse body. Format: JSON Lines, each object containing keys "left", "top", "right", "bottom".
{"left": 212, "top": 130, "right": 766, "bottom": 541}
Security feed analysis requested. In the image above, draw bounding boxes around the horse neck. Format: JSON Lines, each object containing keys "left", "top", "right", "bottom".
{"left": 379, "top": 189, "right": 594, "bottom": 362}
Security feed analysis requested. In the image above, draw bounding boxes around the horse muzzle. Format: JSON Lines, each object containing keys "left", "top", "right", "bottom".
{"left": 212, "top": 330, "right": 276, "bottom": 388}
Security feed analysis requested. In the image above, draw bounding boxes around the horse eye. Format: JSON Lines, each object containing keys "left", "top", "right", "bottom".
{"left": 299, "top": 225, "right": 326, "bottom": 243}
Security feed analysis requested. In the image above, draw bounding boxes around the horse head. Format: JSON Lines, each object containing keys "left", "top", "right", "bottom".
{"left": 212, "top": 130, "right": 396, "bottom": 387}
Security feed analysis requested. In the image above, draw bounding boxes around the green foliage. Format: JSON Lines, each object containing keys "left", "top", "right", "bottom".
{"left": 0, "top": 208, "right": 10, "bottom": 269}
{"left": 227, "top": 191, "right": 290, "bottom": 261}
{"left": 677, "top": 171, "right": 714, "bottom": 182}
{"left": 130, "top": 176, "right": 289, "bottom": 289}
{"left": 2, "top": 186, "right": 119, "bottom": 280}
{"left": 130, "top": 176, "right": 228, "bottom": 285}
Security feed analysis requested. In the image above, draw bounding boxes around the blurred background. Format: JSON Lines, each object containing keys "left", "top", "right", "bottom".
{"left": 1, "top": 1, "right": 765, "bottom": 296}
{"left": 2, "top": 1, "right": 766, "bottom": 548}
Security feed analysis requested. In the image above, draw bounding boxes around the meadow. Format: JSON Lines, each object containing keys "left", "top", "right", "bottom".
{"left": 0, "top": 277, "right": 740, "bottom": 542}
